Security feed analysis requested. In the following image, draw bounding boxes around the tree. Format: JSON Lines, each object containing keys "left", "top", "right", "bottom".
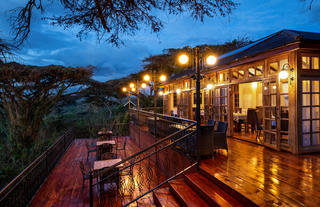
{"left": 10, "top": 0, "right": 237, "bottom": 46}
{"left": 0, "top": 62, "right": 93, "bottom": 152}
{"left": 0, "top": 38, "right": 16, "bottom": 64}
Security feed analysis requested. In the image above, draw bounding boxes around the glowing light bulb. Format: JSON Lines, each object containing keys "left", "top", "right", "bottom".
{"left": 279, "top": 70, "right": 289, "bottom": 79}
{"left": 207, "top": 84, "right": 213, "bottom": 90}
{"left": 179, "top": 54, "right": 189, "bottom": 64}
{"left": 206, "top": 55, "right": 217, "bottom": 65}
{"left": 141, "top": 83, "right": 147, "bottom": 88}
{"left": 159, "top": 75, "right": 167, "bottom": 82}
{"left": 176, "top": 89, "right": 181, "bottom": 94}
{"left": 143, "top": 75, "right": 151, "bottom": 82}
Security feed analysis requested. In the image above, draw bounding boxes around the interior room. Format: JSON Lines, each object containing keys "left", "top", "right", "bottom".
{"left": 233, "top": 81, "right": 263, "bottom": 143}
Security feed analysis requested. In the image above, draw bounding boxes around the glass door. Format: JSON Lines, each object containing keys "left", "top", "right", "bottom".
{"left": 263, "top": 79, "right": 280, "bottom": 150}
{"left": 214, "top": 87, "right": 228, "bottom": 122}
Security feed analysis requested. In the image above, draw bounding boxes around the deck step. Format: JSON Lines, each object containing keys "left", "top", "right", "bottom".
{"left": 199, "top": 162, "right": 259, "bottom": 207}
{"left": 153, "top": 187, "right": 180, "bottom": 207}
{"left": 169, "top": 178, "right": 210, "bottom": 207}
{"left": 185, "top": 172, "right": 245, "bottom": 207}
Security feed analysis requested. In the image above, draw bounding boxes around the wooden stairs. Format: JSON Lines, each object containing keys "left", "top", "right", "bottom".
{"left": 139, "top": 161, "right": 259, "bottom": 207}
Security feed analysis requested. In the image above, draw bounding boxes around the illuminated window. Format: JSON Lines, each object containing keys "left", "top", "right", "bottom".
{"left": 302, "top": 56, "right": 319, "bottom": 69}
{"left": 302, "top": 80, "right": 320, "bottom": 146}
{"left": 269, "top": 62, "right": 279, "bottom": 74}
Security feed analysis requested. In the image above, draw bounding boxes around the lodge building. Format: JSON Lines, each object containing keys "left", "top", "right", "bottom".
{"left": 161, "top": 30, "right": 320, "bottom": 154}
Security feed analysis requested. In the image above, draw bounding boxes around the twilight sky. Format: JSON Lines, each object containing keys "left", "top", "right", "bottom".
{"left": 1, "top": 0, "right": 320, "bottom": 81}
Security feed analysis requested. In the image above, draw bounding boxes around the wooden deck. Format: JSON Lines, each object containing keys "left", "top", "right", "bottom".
{"left": 201, "top": 137, "right": 320, "bottom": 207}
{"left": 28, "top": 137, "right": 144, "bottom": 207}
{"left": 28, "top": 135, "right": 320, "bottom": 207}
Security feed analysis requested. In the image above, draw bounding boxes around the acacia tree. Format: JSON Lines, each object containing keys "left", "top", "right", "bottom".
{"left": 0, "top": 62, "right": 93, "bottom": 151}
{"left": 10, "top": 0, "right": 237, "bottom": 46}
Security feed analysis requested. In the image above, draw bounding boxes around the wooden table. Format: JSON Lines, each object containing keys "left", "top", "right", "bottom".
{"left": 97, "top": 130, "right": 112, "bottom": 140}
{"left": 93, "top": 158, "right": 122, "bottom": 171}
{"left": 96, "top": 140, "right": 116, "bottom": 160}
{"left": 96, "top": 140, "right": 116, "bottom": 146}
{"left": 94, "top": 158, "right": 123, "bottom": 191}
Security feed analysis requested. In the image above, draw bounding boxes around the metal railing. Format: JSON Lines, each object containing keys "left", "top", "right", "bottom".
{"left": 0, "top": 128, "right": 75, "bottom": 207}
{"left": 89, "top": 110, "right": 198, "bottom": 207}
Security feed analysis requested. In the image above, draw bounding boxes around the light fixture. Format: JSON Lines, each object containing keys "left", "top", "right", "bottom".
{"left": 206, "top": 55, "right": 217, "bottom": 65}
{"left": 129, "top": 83, "right": 135, "bottom": 88}
{"left": 159, "top": 91, "right": 164, "bottom": 96}
{"left": 251, "top": 82, "right": 258, "bottom": 88}
{"left": 141, "top": 83, "right": 147, "bottom": 88}
{"left": 272, "top": 85, "right": 277, "bottom": 90}
{"left": 178, "top": 54, "right": 189, "bottom": 64}
{"left": 207, "top": 83, "right": 213, "bottom": 90}
{"left": 176, "top": 88, "right": 181, "bottom": 94}
{"left": 131, "top": 87, "right": 136, "bottom": 92}
{"left": 143, "top": 74, "right": 151, "bottom": 82}
{"left": 159, "top": 75, "right": 167, "bottom": 82}
{"left": 122, "top": 87, "right": 127, "bottom": 92}
{"left": 279, "top": 70, "right": 289, "bottom": 80}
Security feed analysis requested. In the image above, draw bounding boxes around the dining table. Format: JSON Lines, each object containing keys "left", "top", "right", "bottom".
{"left": 96, "top": 140, "right": 116, "bottom": 160}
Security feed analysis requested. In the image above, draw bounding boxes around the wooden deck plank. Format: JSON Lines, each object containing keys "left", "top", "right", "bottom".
{"left": 200, "top": 137, "right": 320, "bottom": 207}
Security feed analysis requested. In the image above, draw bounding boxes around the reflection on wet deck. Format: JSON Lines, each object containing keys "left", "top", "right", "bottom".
{"left": 200, "top": 137, "right": 320, "bottom": 207}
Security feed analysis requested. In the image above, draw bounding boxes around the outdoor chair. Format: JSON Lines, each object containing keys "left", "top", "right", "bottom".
{"left": 246, "top": 108, "right": 256, "bottom": 132}
{"left": 78, "top": 161, "right": 90, "bottom": 187}
{"left": 85, "top": 141, "right": 97, "bottom": 161}
{"left": 212, "top": 121, "right": 228, "bottom": 152}
{"left": 198, "top": 125, "right": 216, "bottom": 158}
{"left": 116, "top": 137, "right": 127, "bottom": 158}
{"left": 207, "top": 119, "right": 216, "bottom": 127}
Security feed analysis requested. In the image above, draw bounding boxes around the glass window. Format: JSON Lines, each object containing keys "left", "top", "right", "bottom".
{"left": 303, "top": 121, "right": 310, "bottom": 133}
{"left": 256, "top": 65, "right": 263, "bottom": 76}
{"left": 312, "top": 133, "right": 320, "bottom": 145}
{"left": 312, "top": 57, "right": 319, "bottom": 69}
{"left": 312, "top": 81, "right": 320, "bottom": 92}
{"left": 303, "top": 107, "right": 310, "bottom": 119}
{"left": 303, "top": 134, "right": 310, "bottom": 146}
{"left": 312, "top": 107, "right": 320, "bottom": 119}
{"left": 248, "top": 67, "right": 255, "bottom": 77}
{"left": 269, "top": 62, "right": 279, "bottom": 74}
{"left": 312, "top": 94, "right": 320, "bottom": 105}
{"left": 302, "top": 56, "right": 310, "bottom": 69}
{"left": 280, "top": 95, "right": 288, "bottom": 107}
{"left": 303, "top": 94, "right": 310, "bottom": 106}
{"left": 232, "top": 71, "right": 238, "bottom": 80}
{"left": 312, "top": 120, "right": 320, "bottom": 132}
{"left": 173, "top": 93, "right": 177, "bottom": 107}
{"left": 239, "top": 70, "right": 245, "bottom": 78}
{"left": 303, "top": 80, "right": 310, "bottom": 92}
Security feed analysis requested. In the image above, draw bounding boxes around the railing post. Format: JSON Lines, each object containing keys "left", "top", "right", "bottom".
{"left": 154, "top": 112, "right": 157, "bottom": 139}
{"left": 89, "top": 171, "right": 93, "bottom": 207}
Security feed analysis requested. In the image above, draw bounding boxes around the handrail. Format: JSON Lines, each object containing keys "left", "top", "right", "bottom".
{"left": 124, "top": 162, "right": 198, "bottom": 207}
{"left": 90, "top": 123, "right": 196, "bottom": 177}
{"left": 0, "top": 128, "right": 75, "bottom": 207}
{"left": 132, "top": 108, "right": 196, "bottom": 124}
{"left": 94, "top": 129, "right": 197, "bottom": 185}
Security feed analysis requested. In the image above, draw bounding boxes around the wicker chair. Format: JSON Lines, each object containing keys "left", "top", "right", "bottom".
{"left": 79, "top": 161, "right": 90, "bottom": 187}
{"left": 85, "top": 141, "right": 97, "bottom": 161}
{"left": 213, "top": 121, "right": 229, "bottom": 152}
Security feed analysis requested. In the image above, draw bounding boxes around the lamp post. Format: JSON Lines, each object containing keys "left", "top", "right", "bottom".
{"left": 143, "top": 72, "right": 167, "bottom": 112}
{"left": 179, "top": 46, "right": 217, "bottom": 129}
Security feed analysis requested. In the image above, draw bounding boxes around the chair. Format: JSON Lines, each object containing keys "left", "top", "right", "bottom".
{"left": 79, "top": 161, "right": 90, "bottom": 187}
{"left": 213, "top": 122, "right": 228, "bottom": 152}
{"left": 85, "top": 141, "right": 97, "bottom": 161}
{"left": 207, "top": 120, "right": 216, "bottom": 127}
{"left": 116, "top": 137, "right": 127, "bottom": 157}
{"left": 246, "top": 108, "right": 256, "bottom": 132}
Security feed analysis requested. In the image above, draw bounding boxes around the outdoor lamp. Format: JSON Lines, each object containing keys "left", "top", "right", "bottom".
{"left": 176, "top": 88, "right": 181, "bottom": 94}
{"left": 159, "top": 75, "right": 167, "bottom": 82}
{"left": 159, "top": 91, "right": 164, "bottom": 96}
{"left": 279, "top": 70, "right": 289, "bottom": 80}
{"left": 122, "top": 87, "right": 127, "bottom": 92}
{"left": 143, "top": 74, "right": 151, "bottom": 82}
{"left": 207, "top": 83, "right": 213, "bottom": 90}
{"left": 131, "top": 87, "right": 136, "bottom": 92}
{"left": 129, "top": 83, "right": 135, "bottom": 88}
{"left": 206, "top": 55, "right": 217, "bottom": 65}
{"left": 141, "top": 83, "right": 147, "bottom": 88}
{"left": 179, "top": 54, "right": 189, "bottom": 64}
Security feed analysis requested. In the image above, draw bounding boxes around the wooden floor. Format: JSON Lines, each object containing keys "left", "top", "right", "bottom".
{"left": 201, "top": 137, "right": 320, "bottom": 207}
{"left": 29, "top": 135, "right": 320, "bottom": 207}
{"left": 29, "top": 137, "right": 146, "bottom": 207}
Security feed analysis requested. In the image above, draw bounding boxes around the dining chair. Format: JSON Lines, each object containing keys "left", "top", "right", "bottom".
{"left": 78, "top": 161, "right": 90, "bottom": 187}
{"left": 213, "top": 121, "right": 229, "bottom": 152}
{"left": 116, "top": 137, "right": 127, "bottom": 157}
{"left": 85, "top": 141, "right": 97, "bottom": 161}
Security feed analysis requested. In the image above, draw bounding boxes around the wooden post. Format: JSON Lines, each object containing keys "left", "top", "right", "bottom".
{"left": 89, "top": 171, "right": 93, "bottom": 207}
